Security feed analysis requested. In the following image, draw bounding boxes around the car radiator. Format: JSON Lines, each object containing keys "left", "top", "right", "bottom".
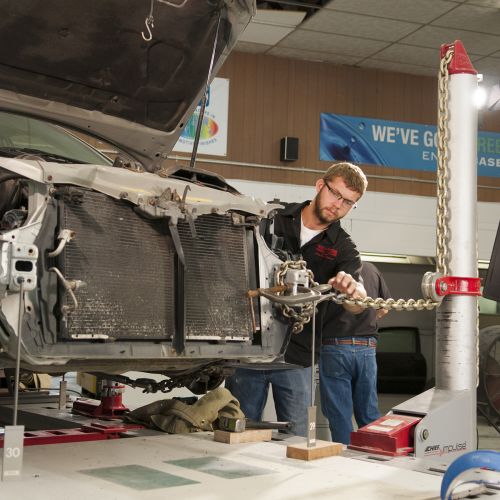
{"left": 58, "top": 190, "right": 252, "bottom": 342}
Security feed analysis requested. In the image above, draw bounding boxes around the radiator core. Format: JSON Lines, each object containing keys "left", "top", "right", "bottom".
{"left": 58, "top": 190, "right": 252, "bottom": 343}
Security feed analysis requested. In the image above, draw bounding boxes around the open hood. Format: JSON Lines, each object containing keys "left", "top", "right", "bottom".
{"left": 0, "top": 0, "right": 254, "bottom": 171}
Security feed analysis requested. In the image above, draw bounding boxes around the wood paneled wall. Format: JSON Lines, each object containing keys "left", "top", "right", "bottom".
{"left": 168, "top": 51, "right": 500, "bottom": 203}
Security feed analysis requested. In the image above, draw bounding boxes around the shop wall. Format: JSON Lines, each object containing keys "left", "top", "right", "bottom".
{"left": 168, "top": 51, "right": 500, "bottom": 203}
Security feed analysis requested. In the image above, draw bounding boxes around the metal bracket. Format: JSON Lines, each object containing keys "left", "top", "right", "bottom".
{"left": 422, "top": 272, "right": 481, "bottom": 302}
{"left": 2, "top": 243, "right": 38, "bottom": 292}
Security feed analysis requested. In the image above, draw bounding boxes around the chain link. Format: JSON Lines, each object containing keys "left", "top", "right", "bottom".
{"left": 436, "top": 48, "right": 454, "bottom": 276}
{"left": 330, "top": 295, "right": 439, "bottom": 311}
{"left": 275, "top": 260, "right": 318, "bottom": 334}
{"left": 274, "top": 260, "right": 440, "bottom": 334}
{"left": 327, "top": 50, "right": 454, "bottom": 314}
{"left": 270, "top": 50, "right": 455, "bottom": 329}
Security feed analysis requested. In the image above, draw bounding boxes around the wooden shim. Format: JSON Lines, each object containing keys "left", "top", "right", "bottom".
{"left": 286, "top": 440, "right": 343, "bottom": 461}
{"left": 214, "top": 429, "right": 273, "bottom": 444}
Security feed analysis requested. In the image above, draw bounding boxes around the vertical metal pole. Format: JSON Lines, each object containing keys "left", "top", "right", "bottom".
{"left": 189, "top": 11, "right": 221, "bottom": 170}
{"left": 3, "top": 279, "right": 26, "bottom": 481}
{"left": 306, "top": 302, "right": 317, "bottom": 448}
{"left": 435, "top": 50, "right": 478, "bottom": 446}
{"left": 59, "top": 378, "right": 67, "bottom": 411}
{"left": 310, "top": 308, "right": 315, "bottom": 407}
{"left": 13, "top": 278, "right": 25, "bottom": 426}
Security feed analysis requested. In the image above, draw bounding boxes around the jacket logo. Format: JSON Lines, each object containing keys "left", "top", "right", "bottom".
{"left": 315, "top": 244, "right": 338, "bottom": 260}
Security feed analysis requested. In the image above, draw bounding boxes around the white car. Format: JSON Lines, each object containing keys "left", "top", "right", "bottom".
{"left": 0, "top": 1, "right": 291, "bottom": 393}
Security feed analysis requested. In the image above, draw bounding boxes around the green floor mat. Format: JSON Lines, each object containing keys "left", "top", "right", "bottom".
{"left": 80, "top": 464, "right": 198, "bottom": 490}
{"left": 167, "top": 456, "right": 274, "bottom": 480}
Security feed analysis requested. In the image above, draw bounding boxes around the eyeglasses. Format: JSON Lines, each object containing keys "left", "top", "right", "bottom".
{"left": 323, "top": 180, "right": 358, "bottom": 209}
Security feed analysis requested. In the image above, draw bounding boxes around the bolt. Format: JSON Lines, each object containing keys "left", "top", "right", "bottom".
{"left": 47, "top": 175, "right": 53, "bottom": 181}
{"left": 421, "top": 428, "right": 429, "bottom": 440}
{"left": 439, "top": 282, "right": 448, "bottom": 293}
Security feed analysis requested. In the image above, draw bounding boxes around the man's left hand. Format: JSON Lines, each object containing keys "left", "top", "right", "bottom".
{"left": 328, "top": 271, "right": 367, "bottom": 313}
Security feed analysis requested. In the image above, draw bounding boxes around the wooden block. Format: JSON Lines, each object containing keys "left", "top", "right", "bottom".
{"left": 214, "top": 429, "right": 273, "bottom": 444}
{"left": 286, "top": 440, "right": 343, "bottom": 461}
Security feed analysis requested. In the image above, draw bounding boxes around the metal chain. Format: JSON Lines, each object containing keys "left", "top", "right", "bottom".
{"left": 329, "top": 294, "right": 439, "bottom": 311}
{"left": 436, "top": 48, "right": 454, "bottom": 276}
{"left": 275, "top": 260, "right": 318, "bottom": 334}
{"left": 328, "top": 51, "right": 455, "bottom": 313}
{"left": 274, "top": 260, "right": 440, "bottom": 334}
{"left": 271, "top": 50, "right": 455, "bottom": 329}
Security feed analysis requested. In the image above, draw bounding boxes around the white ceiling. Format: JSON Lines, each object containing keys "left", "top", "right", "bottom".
{"left": 235, "top": 0, "right": 500, "bottom": 82}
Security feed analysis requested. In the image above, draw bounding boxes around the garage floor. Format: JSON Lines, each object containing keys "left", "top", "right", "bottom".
{"left": 1, "top": 431, "right": 449, "bottom": 500}
{"left": 1, "top": 375, "right": 499, "bottom": 499}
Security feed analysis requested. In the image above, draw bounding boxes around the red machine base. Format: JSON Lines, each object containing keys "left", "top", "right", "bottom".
{"left": 348, "top": 414, "right": 422, "bottom": 457}
{"left": 0, "top": 421, "right": 143, "bottom": 447}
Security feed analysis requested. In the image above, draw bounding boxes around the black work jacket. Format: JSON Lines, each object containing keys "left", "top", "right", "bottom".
{"left": 266, "top": 201, "right": 362, "bottom": 367}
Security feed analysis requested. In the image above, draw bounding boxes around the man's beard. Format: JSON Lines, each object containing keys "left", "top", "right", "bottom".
{"left": 313, "top": 193, "right": 339, "bottom": 226}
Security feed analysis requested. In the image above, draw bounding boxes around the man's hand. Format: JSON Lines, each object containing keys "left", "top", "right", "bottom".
{"left": 328, "top": 271, "right": 366, "bottom": 314}
{"left": 376, "top": 308, "right": 389, "bottom": 320}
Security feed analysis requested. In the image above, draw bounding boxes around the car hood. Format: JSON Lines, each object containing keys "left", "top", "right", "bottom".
{"left": 0, "top": 0, "right": 253, "bottom": 171}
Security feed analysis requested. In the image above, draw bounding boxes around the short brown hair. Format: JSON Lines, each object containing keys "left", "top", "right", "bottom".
{"left": 323, "top": 162, "right": 368, "bottom": 196}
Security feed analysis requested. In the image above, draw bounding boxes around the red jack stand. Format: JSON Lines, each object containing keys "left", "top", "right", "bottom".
{"left": 348, "top": 414, "right": 422, "bottom": 457}
{"left": 72, "top": 382, "right": 129, "bottom": 419}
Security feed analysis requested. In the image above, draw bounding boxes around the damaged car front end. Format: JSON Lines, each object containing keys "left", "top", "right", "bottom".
{"left": 0, "top": 0, "right": 294, "bottom": 390}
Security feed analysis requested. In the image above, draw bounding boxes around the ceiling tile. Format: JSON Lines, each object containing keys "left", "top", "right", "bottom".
{"left": 371, "top": 44, "right": 441, "bottom": 67}
{"left": 359, "top": 59, "right": 438, "bottom": 77}
{"left": 267, "top": 47, "right": 364, "bottom": 66}
{"left": 323, "top": 0, "right": 458, "bottom": 23}
{"left": 234, "top": 41, "right": 272, "bottom": 54}
{"left": 300, "top": 10, "right": 420, "bottom": 42}
{"left": 278, "top": 29, "right": 390, "bottom": 57}
{"left": 432, "top": 3, "right": 500, "bottom": 35}
{"left": 400, "top": 25, "right": 500, "bottom": 55}
{"left": 465, "top": 0, "right": 500, "bottom": 7}
{"left": 252, "top": 9, "right": 306, "bottom": 27}
{"left": 239, "top": 23, "right": 296, "bottom": 45}
{"left": 473, "top": 56, "right": 500, "bottom": 77}
{"left": 238, "top": 8, "right": 307, "bottom": 45}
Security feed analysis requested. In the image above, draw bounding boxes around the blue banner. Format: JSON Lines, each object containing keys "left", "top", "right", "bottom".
{"left": 320, "top": 113, "right": 500, "bottom": 178}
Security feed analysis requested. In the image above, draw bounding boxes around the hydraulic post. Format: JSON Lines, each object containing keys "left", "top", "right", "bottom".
{"left": 348, "top": 40, "right": 481, "bottom": 460}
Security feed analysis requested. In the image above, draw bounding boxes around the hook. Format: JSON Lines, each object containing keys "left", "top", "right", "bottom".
{"left": 141, "top": 0, "right": 155, "bottom": 42}
{"left": 142, "top": 17, "right": 154, "bottom": 41}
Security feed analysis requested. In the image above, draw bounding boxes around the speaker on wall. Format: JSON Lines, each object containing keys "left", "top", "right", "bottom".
{"left": 280, "top": 136, "right": 299, "bottom": 162}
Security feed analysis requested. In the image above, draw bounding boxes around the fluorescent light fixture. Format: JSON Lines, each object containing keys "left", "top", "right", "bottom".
{"left": 239, "top": 9, "right": 306, "bottom": 46}
{"left": 360, "top": 253, "right": 428, "bottom": 265}
{"left": 361, "top": 252, "right": 490, "bottom": 270}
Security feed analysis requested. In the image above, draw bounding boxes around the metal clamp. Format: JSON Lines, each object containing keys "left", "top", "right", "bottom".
{"left": 422, "top": 272, "right": 481, "bottom": 302}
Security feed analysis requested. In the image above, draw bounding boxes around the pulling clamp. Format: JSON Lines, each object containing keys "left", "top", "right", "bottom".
{"left": 421, "top": 272, "right": 481, "bottom": 302}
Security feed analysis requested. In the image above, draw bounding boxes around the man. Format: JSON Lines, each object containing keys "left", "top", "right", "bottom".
{"left": 320, "top": 261, "right": 391, "bottom": 444}
{"left": 225, "top": 162, "right": 368, "bottom": 436}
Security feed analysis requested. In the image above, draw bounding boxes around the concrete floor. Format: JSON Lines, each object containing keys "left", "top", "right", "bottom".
{"left": 1, "top": 373, "right": 499, "bottom": 499}
{"left": 0, "top": 430, "right": 451, "bottom": 499}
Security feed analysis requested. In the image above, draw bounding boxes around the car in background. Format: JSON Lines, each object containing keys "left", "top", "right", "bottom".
{"left": 0, "top": 1, "right": 291, "bottom": 393}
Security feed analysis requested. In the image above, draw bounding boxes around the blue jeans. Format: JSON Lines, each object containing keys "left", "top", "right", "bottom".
{"left": 225, "top": 366, "right": 312, "bottom": 437}
{"left": 319, "top": 340, "right": 380, "bottom": 445}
